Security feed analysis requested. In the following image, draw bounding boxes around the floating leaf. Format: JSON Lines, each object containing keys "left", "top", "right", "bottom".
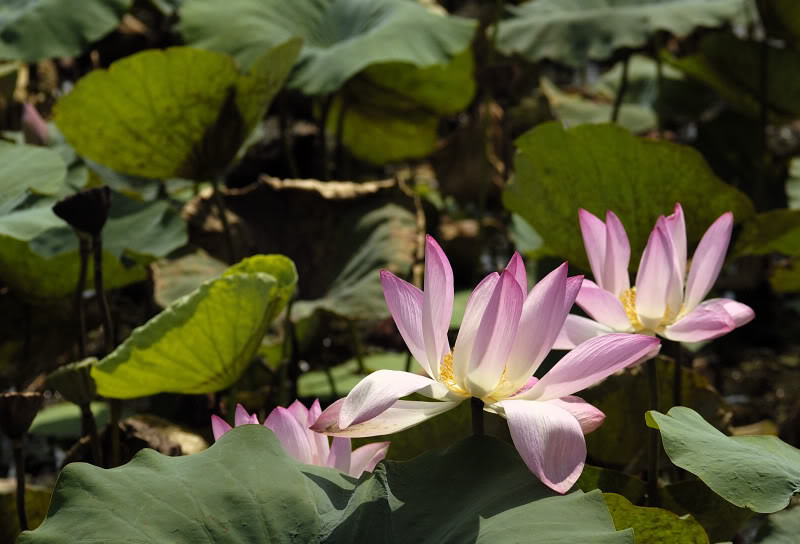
{"left": 28, "top": 401, "right": 112, "bottom": 439}
{"left": 0, "top": 0, "right": 131, "bottom": 62}
{"left": 0, "top": 143, "right": 67, "bottom": 214}
{"left": 496, "top": 0, "right": 747, "bottom": 67}
{"left": 91, "top": 255, "right": 297, "bottom": 398}
{"left": 604, "top": 493, "right": 709, "bottom": 544}
{"left": 19, "top": 426, "right": 633, "bottom": 543}
{"left": 646, "top": 406, "right": 800, "bottom": 513}
{"left": 503, "top": 122, "right": 754, "bottom": 270}
{"left": 179, "top": 0, "right": 476, "bottom": 95}
{"left": 54, "top": 40, "right": 301, "bottom": 180}
{"left": 298, "top": 352, "right": 409, "bottom": 399}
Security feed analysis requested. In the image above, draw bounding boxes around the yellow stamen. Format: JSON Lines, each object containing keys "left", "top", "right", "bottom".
{"left": 619, "top": 287, "right": 644, "bottom": 331}
{"left": 439, "top": 352, "right": 469, "bottom": 395}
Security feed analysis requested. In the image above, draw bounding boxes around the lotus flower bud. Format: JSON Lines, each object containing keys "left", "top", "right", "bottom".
{"left": 52, "top": 186, "right": 112, "bottom": 236}
{"left": 0, "top": 392, "right": 44, "bottom": 439}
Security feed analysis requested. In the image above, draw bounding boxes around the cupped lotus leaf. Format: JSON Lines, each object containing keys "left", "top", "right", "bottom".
{"left": 503, "top": 122, "right": 754, "bottom": 270}
{"left": 54, "top": 40, "right": 302, "bottom": 181}
{"left": 91, "top": 255, "right": 297, "bottom": 398}
{"left": 496, "top": 0, "right": 748, "bottom": 67}
{"left": 603, "top": 493, "right": 709, "bottom": 544}
{"left": 0, "top": 194, "right": 186, "bottom": 300}
{"left": 179, "top": 0, "right": 477, "bottom": 95}
{"left": 0, "top": 0, "right": 131, "bottom": 62}
{"left": 0, "top": 143, "right": 67, "bottom": 214}
{"left": 19, "top": 425, "right": 634, "bottom": 543}
{"left": 646, "top": 406, "right": 800, "bottom": 513}
{"left": 665, "top": 33, "right": 800, "bottom": 121}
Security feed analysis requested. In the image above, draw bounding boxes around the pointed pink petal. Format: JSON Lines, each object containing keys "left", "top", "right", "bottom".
{"left": 312, "top": 398, "right": 462, "bottom": 437}
{"left": 234, "top": 404, "right": 258, "bottom": 426}
{"left": 306, "top": 399, "right": 329, "bottom": 465}
{"left": 602, "top": 210, "right": 631, "bottom": 297}
{"left": 636, "top": 223, "right": 680, "bottom": 330}
{"left": 498, "top": 399, "right": 586, "bottom": 494}
{"left": 553, "top": 315, "right": 614, "bottom": 350}
{"left": 264, "top": 406, "right": 314, "bottom": 464}
{"left": 22, "top": 102, "right": 49, "bottom": 146}
{"left": 286, "top": 399, "right": 309, "bottom": 426}
{"left": 339, "top": 370, "right": 455, "bottom": 428}
{"left": 544, "top": 396, "right": 605, "bottom": 434}
{"left": 327, "top": 436, "right": 352, "bottom": 473}
{"left": 211, "top": 415, "right": 232, "bottom": 441}
{"left": 705, "top": 298, "right": 754, "bottom": 327}
{"left": 380, "top": 270, "right": 432, "bottom": 377}
{"left": 501, "top": 264, "right": 567, "bottom": 396}
{"left": 422, "top": 235, "right": 454, "bottom": 379}
{"left": 579, "top": 209, "right": 607, "bottom": 290}
{"left": 664, "top": 203, "right": 687, "bottom": 280}
{"left": 685, "top": 212, "right": 733, "bottom": 311}
{"left": 523, "top": 333, "right": 661, "bottom": 401}
{"left": 464, "top": 270, "right": 524, "bottom": 398}
{"left": 662, "top": 303, "right": 735, "bottom": 342}
{"left": 349, "top": 442, "right": 390, "bottom": 477}
{"left": 453, "top": 272, "right": 500, "bottom": 384}
{"left": 505, "top": 251, "right": 528, "bottom": 292}
{"left": 575, "top": 279, "right": 631, "bottom": 331}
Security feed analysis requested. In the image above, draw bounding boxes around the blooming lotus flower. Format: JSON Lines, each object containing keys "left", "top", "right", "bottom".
{"left": 311, "top": 236, "right": 660, "bottom": 493}
{"left": 555, "top": 204, "right": 755, "bottom": 349}
{"left": 211, "top": 400, "right": 389, "bottom": 478}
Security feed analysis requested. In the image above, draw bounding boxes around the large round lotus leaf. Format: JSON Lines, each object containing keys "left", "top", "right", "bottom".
{"left": 19, "top": 425, "right": 634, "bottom": 543}
{"left": 733, "top": 209, "right": 800, "bottom": 257}
{"left": 179, "top": 0, "right": 477, "bottom": 95}
{"left": 647, "top": 407, "right": 800, "bottom": 513}
{"left": 54, "top": 41, "right": 301, "bottom": 181}
{"left": 0, "top": 143, "right": 67, "bottom": 214}
{"left": 503, "top": 122, "right": 754, "bottom": 270}
{"left": 0, "top": 0, "right": 131, "bottom": 62}
{"left": 0, "top": 194, "right": 186, "bottom": 300}
{"left": 91, "top": 255, "right": 297, "bottom": 398}
{"left": 496, "top": 0, "right": 748, "bottom": 68}
{"left": 604, "top": 493, "right": 709, "bottom": 544}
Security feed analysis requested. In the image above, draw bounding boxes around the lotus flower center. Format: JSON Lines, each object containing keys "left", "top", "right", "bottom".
{"left": 619, "top": 287, "right": 645, "bottom": 331}
{"left": 439, "top": 352, "right": 469, "bottom": 396}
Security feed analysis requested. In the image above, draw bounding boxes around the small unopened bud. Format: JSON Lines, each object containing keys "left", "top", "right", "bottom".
{"left": 52, "top": 186, "right": 112, "bottom": 236}
{"left": 0, "top": 392, "right": 44, "bottom": 439}
{"left": 21, "top": 103, "right": 50, "bottom": 146}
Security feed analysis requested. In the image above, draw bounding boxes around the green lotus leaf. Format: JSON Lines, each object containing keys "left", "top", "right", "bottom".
{"left": 0, "top": 142, "right": 67, "bottom": 214}
{"left": 647, "top": 406, "right": 800, "bottom": 513}
{"left": 733, "top": 209, "right": 800, "bottom": 257}
{"left": 604, "top": 493, "right": 709, "bottom": 544}
{"left": 91, "top": 255, "right": 297, "bottom": 398}
{"left": 54, "top": 40, "right": 301, "bottom": 180}
{"left": 754, "top": 507, "right": 800, "bottom": 544}
{"left": 497, "top": 0, "right": 748, "bottom": 67}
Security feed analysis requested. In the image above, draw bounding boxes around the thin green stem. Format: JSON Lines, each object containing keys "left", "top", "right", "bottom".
{"left": 279, "top": 94, "right": 300, "bottom": 179}
{"left": 75, "top": 236, "right": 90, "bottom": 358}
{"left": 404, "top": 351, "right": 413, "bottom": 373}
{"left": 317, "top": 95, "right": 333, "bottom": 181}
{"left": 278, "top": 296, "right": 297, "bottom": 407}
{"left": 471, "top": 397, "right": 485, "bottom": 436}
{"left": 81, "top": 402, "right": 103, "bottom": 466}
{"left": 13, "top": 438, "right": 27, "bottom": 531}
{"left": 334, "top": 96, "right": 349, "bottom": 179}
{"left": 92, "top": 236, "right": 113, "bottom": 355}
{"left": 211, "top": 178, "right": 235, "bottom": 263}
{"left": 646, "top": 357, "right": 661, "bottom": 506}
{"left": 109, "top": 399, "right": 121, "bottom": 468}
{"left": 611, "top": 55, "right": 631, "bottom": 123}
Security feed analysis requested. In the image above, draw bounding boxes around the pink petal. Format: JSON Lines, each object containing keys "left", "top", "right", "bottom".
{"left": 381, "top": 270, "right": 431, "bottom": 377}
{"left": 498, "top": 399, "right": 587, "bottom": 494}
{"left": 636, "top": 223, "right": 680, "bottom": 330}
{"left": 312, "top": 398, "right": 462, "bottom": 437}
{"left": 286, "top": 399, "right": 309, "bottom": 426}
{"left": 706, "top": 298, "right": 754, "bottom": 327}
{"left": 662, "top": 303, "right": 735, "bottom": 342}
{"left": 664, "top": 203, "right": 687, "bottom": 280}
{"left": 339, "top": 369, "right": 455, "bottom": 428}
{"left": 575, "top": 279, "right": 631, "bottom": 331}
{"left": 422, "top": 235, "right": 454, "bottom": 379}
{"left": 501, "top": 263, "right": 567, "bottom": 396}
{"left": 327, "top": 436, "right": 352, "bottom": 473}
{"left": 602, "top": 210, "right": 631, "bottom": 297}
{"left": 307, "top": 399, "right": 330, "bottom": 465}
{"left": 522, "top": 333, "right": 661, "bottom": 401}
{"left": 505, "top": 251, "right": 528, "bottom": 292}
{"left": 464, "top": 270, "right": 524, "bottom": 398}
{"left": 234, "top": 404, "right": 259, "bottom": 427}
{"left": 544, "top": 396, "right": 605, "bottom": 434}
{"left": 579, "top": 209, "right": 607, "bottom": 289}
{"left": 453, "top": 272, "right": 500, "bottom": 385}
{"left": 211, "top": 415, "right": 232, "bottom": 441}
{"left": 349, "top": 442, "right": 390, "bottom": 477}
{"left": 22, "top": 103, "right": 49, "bottom": 146}
{"left": 553, "top": 315, "right": 614, "bottom": 350}
{"left": 684, "top": 212, "right": 734, "bottom": 311}
{"left": 264, "top": 406, "right": 314, "bottom": 464}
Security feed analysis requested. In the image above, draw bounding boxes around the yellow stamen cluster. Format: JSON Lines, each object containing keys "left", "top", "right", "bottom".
{"left": 438, "top": 352, "right": 468, "bottom": 395}
{"left": 619, "top": 287, "right": 644, "bottom": 331}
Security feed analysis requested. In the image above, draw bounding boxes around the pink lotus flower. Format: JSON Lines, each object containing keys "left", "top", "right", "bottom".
{"left": 556, "top": 204, "right": 754, "bottom": 349}
{"left": 22, "top": 103, "right": 50, "bottom": 146}
{"left": 211, "top": 400, "right": 389, "bottom": 478}
{"left": 311, "top": 236, "right": 660, "bottom": 493}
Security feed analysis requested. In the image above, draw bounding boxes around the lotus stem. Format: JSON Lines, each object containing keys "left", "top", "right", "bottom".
{"left": 75, "top": 236, "right": 90, "bottom": 358}
{"left": 404, "top": 351, "right": 413, "bottom": 373}
{"left": 92, "top": 235, "right": 113, "bottom": 354}
{"left": 666, "top": 340, "right": 684, "bottom": 408}
{"left": 13, "top": 438, "right": 27, "bottom": 531}
{"left": 278, "top": 295, "right": 298, "bottom": 407}
{"left": 81, "top": 402, "right": 103, "bottom": 466}
{"left": 611, "top": 55, "right": 630, "bottom": 123}
{"left": 646, "top": 357, "right": 660, "bottom": 505}
{"left": 334, "top": 96, "right": 349, "bottom": 180}
{"left": 211, "top": 178, "right": 236, "bottom": 263}
{"left": 109, "top": 399, "right": 121, "bottom": 468}
{"left": 471, "top": 397, "right": 485, "bottom": 436}
{"left": 279, "top": 93, "right": 300, "bottom": 179}
{"left": 317, "top": 95, "right": 333, "bottom": 180}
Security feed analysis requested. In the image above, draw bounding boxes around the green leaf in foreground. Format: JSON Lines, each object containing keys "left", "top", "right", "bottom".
{"left": 755, "top": 507, "right": 800, "bottom": 544}
{"left": 646, "top": 407, "right": 800, "bottom": 513}
{"left": 604, "top": 493, "right": 709, "bottom": 544}
{"left": 54, "top": 40, "right": 301, "bottom": 181}
{"left": 0, "top": 142, "right": 67, "bottom": 214}
{"left": 503, "top": 122, "right": 754, "bottom": 270}
{"left": 91, "top": 255, "right": 297, "bottom": 398}
{"left": 19, "top": 426, "right": 633, "bottom": 543}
